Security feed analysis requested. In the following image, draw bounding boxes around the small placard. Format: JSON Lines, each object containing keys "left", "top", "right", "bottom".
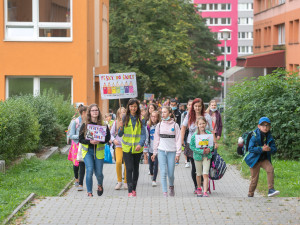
{"left": 85, "top": 124, "right": 107, "bottom": 142}
{"left": 195, "top": 134, "right": 214, "bottom": 148}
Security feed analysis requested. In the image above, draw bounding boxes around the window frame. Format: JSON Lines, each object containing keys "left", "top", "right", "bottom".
{"left": 5, "top": 76, "right": 73, "bottom": 103}
{"left": 4, "top": 0, "right": 73, "bottom": 42}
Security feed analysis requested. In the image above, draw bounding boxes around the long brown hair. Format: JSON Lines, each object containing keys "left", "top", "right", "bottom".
{"left": 83, "top": 104, "right": 104, "bottom": 136}
{"left": 145, "top": 103, "right": 158, "bottom": 121}
{"left": 124, "top": 99, "right": 142, "bottom": 127}
{"left": 116, "top": 107, "right": 126, "bottom": 131}
{"left": 188, "top": 98, "right": 205, "bottom": 127}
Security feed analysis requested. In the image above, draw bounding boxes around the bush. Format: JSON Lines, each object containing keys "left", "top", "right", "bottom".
{"left": 225, "top": 69, "right": 300, "bottom": 159}
{"left": 0, "top": 98, "right": 40, "bottom": 160}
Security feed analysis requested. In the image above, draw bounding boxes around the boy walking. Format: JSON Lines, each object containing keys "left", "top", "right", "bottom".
{"left": 245, "top": 117, "right": 280, "bottom": 197}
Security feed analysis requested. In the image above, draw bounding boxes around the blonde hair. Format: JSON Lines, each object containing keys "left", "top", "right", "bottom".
{"left": 196, "top": 116, "right": 207, "bottom": 134}
{"left": 206, "top": 100, "right": 217, "bottom": 113}
{"left": 116, "top": 107, "right": 126, "bottom": 130}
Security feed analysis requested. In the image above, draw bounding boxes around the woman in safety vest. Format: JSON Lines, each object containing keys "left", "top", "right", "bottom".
{"left": 118, "top": 98, "right": 146, "bottom": 197}
{"left": 79, "top": 104, "right": 111, "bottom": 197}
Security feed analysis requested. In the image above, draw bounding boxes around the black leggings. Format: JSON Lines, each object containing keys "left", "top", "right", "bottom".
{"left": 123, "top": 151, "right": 143, "bottom": 193}
{"left": 188, "top": 157, "right": 197, "bottom": 189}
{"left": 73, "top": 162, "right": 85, "bottom": 186}
{"left": 148, "top": 153, "right": 158, "bottom": 181}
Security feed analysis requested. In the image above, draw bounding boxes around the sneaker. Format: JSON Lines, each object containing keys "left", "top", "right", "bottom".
{"left": 268, "top": 189, "right": 280, "bottom": 197}
{"left": 185, "top": 162, "right": 190, "bottom": 168}
{"left": 87, "top": 193, "right": 93, "bottom": 197}
{"left": 196, "top": 188, "right": 203, "bottom": 197}
{"left": 169, "top": 186, "right": 175, "bottom": 197}
{"left": 163, "top": 192, "right": 168, "bottom": 197}
{"left": 194, "top": 188, "right": 198, "bottom": 194}
{"left": 248, "top": 194, "right": 254, "bottom": 197}
{"left": 203, "top": 192, "right": 209, "bottom": 197}
{"left": 128, "top": 192, "right": 134, "bottom": 197}
{"left": 148, "top": 171, "right": 151, "bottom": 175}
{"left": 123, "top": 183, "right": 128, "bottom": 190}
{"left": 152, "top": 181, "right": 157, "bottom": 187}
{"left": 132, "top": 190, "right": 137, "bottom": 197}
{"left": 175, "top": 162, "right": 179, "bottom": 166}
{"left": 77, "top": 186, "right": 83, "bottom": 191}
{"left": 115, "top": 182, "right": 122, "bottom": 190}
{"left": 74, "top": 181, "right": 79, "bottom": 187}
{"left": 97, "top": 185, "right": 104, "bottom": 196}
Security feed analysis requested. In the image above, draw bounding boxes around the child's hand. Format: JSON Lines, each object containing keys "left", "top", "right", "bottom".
{"left": 113, "top": 139, "right": 120, "bottom": 146}
{"left": 204, "top": 148, "right": 210, "bottom": 154}
{"left": 151, "top": 154, "right": 156, "bottom": 162}
{"left": 135, "top": 145, "right": 141, "bottom": 152}
{"left": 175, "top": 156, "right": 180, "bottom": 163}
{"left": 90, "top": 140, "right": 99, "bottom": 145}
{"left": 214, "top": 143, "right": 218, "bottom": 149}
{"left": 262, "top": 144, "right": 270, "bottom": 151}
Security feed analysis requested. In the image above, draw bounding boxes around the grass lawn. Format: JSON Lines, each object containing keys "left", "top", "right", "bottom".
{"left": 218, "top": 141, "right": 300, "bottom": 197}
{"left": 0, "top": 154, "right": 73, "bottom": 224}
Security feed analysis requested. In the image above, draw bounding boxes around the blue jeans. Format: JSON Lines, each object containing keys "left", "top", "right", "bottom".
{"left": 84, "top": 148, "right": 104, "bottom": 194}
{"left": 158, "top": 150, "right": 176, "bottom": 193}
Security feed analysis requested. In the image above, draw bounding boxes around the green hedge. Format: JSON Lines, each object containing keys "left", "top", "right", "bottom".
{"left": 0, "top": 92, "right": 75, "bottom": 161}
{"left": 225, "top": 69, "right": 300, "bottom": 159}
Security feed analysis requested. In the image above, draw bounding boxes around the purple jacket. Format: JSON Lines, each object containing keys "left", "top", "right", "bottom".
{"left": 209, "top": 110, "right": 223, "bottom": 138}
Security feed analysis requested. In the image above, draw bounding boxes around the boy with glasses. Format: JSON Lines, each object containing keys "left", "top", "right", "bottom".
{"left": 245, "top": 117, "right": 280, "bottom": 197}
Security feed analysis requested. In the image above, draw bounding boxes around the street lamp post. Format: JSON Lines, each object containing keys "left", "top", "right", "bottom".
{"left": 219, "top": 28, "right": 232, "bottom": 113}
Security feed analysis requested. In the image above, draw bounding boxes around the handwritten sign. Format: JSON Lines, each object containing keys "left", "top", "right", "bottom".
{"left": 85, "top": 124, "right": 107, "bottom": 142}
{"left": 195, "top": 134, "right": 214, "bottom": 148}
{"left": 99, "top": 72, "right": 138, "bottom": 99}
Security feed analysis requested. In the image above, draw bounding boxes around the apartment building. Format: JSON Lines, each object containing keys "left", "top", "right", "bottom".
{"left": 0, "top": 0, "right": 110, "bottom": 111}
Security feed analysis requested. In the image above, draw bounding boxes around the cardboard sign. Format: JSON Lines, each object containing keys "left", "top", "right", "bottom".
{"left": 85, "top": 124, "right": 107, "bottom": 142}
{"left": 144, "top": 93, "right": 155, "bottom": 101}
{"left": 195, "top": 134, "right": 214, "bottom": 148}
{"left": 99, "top": 72, "right": 138, "bottom": 99}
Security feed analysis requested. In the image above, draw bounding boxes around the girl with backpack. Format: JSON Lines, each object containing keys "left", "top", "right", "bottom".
{"left": 190, "top": 116, "right": 218, "bottom": 197}
{"left": 146, "top": 110, "right": 161, "bottom": 187}
{"left": 152, "top": 106, "right": 181, "bottom": 197}
{"left": 68, "top": 105, "right": 87, "bottom": 191}
{"left": 181, "top": 98, "right": 213, "bottom": 194}
{"left": 118, "top": 99, "right": 146, "bottom": 197}
{"left": 206, "top": 100, "right": 223, "bottom": 141}
{"left": 79, "top": 104, "right": 111, "bottom": 197}
{"left": 110, "top": 107, "right": 128, "bottom": 190}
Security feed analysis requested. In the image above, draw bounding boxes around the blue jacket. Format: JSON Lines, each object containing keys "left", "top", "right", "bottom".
{"left": 245, "top": 128, "right": 277, "bottom": 168}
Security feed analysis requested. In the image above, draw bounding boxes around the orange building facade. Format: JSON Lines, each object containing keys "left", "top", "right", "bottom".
{"left": 0, "top": 0, "right": 109, "bottom": 112}
{"left": 253, "top": 0, "right": 300, "bottom": 73}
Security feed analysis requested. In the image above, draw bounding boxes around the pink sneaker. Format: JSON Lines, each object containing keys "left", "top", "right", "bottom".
{"left": 128, "top": 193, "right": 134, "bottom": 197}
{"left": 132, "top": 190, "right": 136, "bottom": 197}
{"left": 163, "top": 192, "right": 168, "bottom": 197}
{"left": 203, "top": 192, "right": 209, "bottom": 197}
{"left": 196, "top": 188, "right": 203, "bottom": 197}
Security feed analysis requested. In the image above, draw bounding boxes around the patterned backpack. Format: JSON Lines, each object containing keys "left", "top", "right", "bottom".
{"left": 209, "top": 152, "right": 227, "bottom": 180}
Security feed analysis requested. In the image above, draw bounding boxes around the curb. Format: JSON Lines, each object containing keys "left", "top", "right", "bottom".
{"left": 58, "top": 178, "right": 75, "bottom": 197}
{"left": 2, "top": 193, "right": 36, "bottom": 225}
{"left": 39, "top": 147, "right": 59, "bottom": 160}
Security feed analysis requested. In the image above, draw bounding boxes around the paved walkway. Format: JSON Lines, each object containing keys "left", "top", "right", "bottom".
{"left": 23, "top": 160, "right": 299, "bottom": 225}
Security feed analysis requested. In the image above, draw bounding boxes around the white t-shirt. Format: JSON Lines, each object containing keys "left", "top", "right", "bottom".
{"left": 182, "top": 113, "right": 213, "bottom": 144}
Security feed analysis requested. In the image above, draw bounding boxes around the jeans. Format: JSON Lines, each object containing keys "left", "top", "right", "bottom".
{"left": 83, "top": 148, "right": 104, "bottom": 194}
{"left": 158, "top": 150, "right": 176, "bottom": 193}
{"left": 73, "top": 162, "right": 85, "bottom": 186}
{"left": 123, "top": 151, "right": 143, "bottom": 193}
{"left": 148, "top": 153, "right": 158, "bottom": 181}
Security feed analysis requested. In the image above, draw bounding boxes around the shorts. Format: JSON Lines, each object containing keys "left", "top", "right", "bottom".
{"left": 195, "top": 158, "right": 211, "bottom": 176}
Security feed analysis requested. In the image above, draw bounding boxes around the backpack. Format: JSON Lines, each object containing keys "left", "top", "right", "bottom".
{"left": 237, "top": 131, "right": 256, "bottom": 156}
{"left": 209, "top": 152, "right": 227, "bottom": 180}
{"left": 66, "top": 117, "right": 80, "bottom": 144}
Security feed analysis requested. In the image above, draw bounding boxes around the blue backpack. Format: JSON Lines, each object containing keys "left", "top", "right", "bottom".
{"left": 209, "top": 151, "right": 227, "bottom": 180}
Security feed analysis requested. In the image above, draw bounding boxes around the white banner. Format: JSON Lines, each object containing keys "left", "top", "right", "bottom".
{"left": 195, "top": 134, "right": 214, "bottom": 148}
{"left": 99, "top": 72, "right": 138, "bottom": 99}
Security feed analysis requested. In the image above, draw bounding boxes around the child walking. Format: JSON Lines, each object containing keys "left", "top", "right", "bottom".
{"left": 110, "top": 107, "right": 127, "bottom": 190}
{"left": 190, "top": 117, "right": 217, "bottom": 197}
{"left": 152, "top": 106, "right": 181, "bottom": 197}
{"left": 146, "top": 111, "right": 161, "bottom": 187}
{"left": 245, "top": 117, "right": 279, "bottom": 197}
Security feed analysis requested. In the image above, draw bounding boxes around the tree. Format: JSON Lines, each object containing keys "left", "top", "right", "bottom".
{"left": 109, "top": 0, "right": 221, "bottom": 101}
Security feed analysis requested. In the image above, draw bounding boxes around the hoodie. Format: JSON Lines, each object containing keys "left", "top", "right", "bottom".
{"left": 153, "top": 119, "right": 182, "bottom": 156}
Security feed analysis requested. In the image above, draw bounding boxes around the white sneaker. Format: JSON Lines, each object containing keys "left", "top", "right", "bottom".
{"left": 148, "top": 171, "right": 151, "bottom": 175}
{"left": 185, "top": 162, "right": 190, "bottom": 168}
{"left": 123, "top": 183, "right": 128, "bottom": 190}
{"left": 152, "top": 181, "right": 157, "bottom": 187}
{"left": 115, "top": 182, "right": 122, "bottom": 190}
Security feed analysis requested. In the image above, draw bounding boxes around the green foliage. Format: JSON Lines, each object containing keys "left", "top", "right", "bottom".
{"left": 225, "top": 69, "right": 300, "bottom": 159}
{"left": 109, "top": 0, "right": 221, "bottom": 100}
{"left": 0, "top": 154, "right": 73, "bottom": 223}
{"left": 0, "top": 98, "right": 40, "bottom": 160}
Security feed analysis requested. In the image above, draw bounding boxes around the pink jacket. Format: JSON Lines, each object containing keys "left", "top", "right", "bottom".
{"left": 153, "top": 119, "right": 182, "bottom": 156}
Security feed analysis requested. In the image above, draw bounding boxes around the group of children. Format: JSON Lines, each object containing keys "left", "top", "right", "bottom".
{"left": 68, "top": 98, "right": 280, "bottom": 198}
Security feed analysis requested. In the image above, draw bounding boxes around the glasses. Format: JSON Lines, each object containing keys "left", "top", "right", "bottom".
{"left": 260, "top": 124, "right": 270, "bottom": 128}
{"left": 91, "top": 110, "right": 99, "bottom": 112}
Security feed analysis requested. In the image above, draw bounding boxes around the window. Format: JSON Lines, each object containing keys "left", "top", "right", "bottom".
{"left": 238, "top": 46, "right": 253, "bottom": 54}
{"left": 238, "top": 32, "right": 253, "bottom": 39}
{"left": 278, "top": 0, "right": 286, "bottom": 4}
{"left": 5, "top": 0, "right": 72, "bottom": 41}
{"left": 217, "top": 32, "right": 231, "bottom": 40}
{"left": 219, "top": 46, "right": 231, "bottom": 54}
{"left": 207, "top": 18, "right": 231, "bottom": 26}
{"left": 6, "top": 76, "right": 72, "bottom": 101}
{"left": 199, "top": 3, "right": 231, "bottom": 11}
{"left": 278, "top": 24, "right": 285, "bottom": 44}
{"left": 238, "top": 17, "right": 253, "bottom": 25}
{"left": 238, "top": 3, "right": 253, "bottom": 10}
{"left": 219, "top": 61, "right": 231, "bottom": 68}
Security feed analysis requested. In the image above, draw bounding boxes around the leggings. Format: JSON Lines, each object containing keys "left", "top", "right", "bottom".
{"left": 187, "top": 157, "right": 197, "bottom": 189}
{"left": 148, "top": 152, "right": 158, "bottom": 181}
{"left": 123, "top": 151, "right": 143, "bottom": 193}
{"left": 73, "top": 162, "right": 85, "bottom": 186}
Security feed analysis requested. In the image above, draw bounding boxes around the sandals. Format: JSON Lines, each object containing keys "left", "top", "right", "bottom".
{"left": 97, "top": 185, "right": 104, "bottom": 196}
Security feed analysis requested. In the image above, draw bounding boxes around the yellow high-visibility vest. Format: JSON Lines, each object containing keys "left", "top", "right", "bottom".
{"left": 122, "top": 118, "right": 143, "bottom": 154}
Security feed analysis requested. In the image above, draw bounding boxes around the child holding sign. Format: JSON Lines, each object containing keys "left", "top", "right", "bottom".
{"left": 190, "top": 116, "right": 217, "bottom": 197}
